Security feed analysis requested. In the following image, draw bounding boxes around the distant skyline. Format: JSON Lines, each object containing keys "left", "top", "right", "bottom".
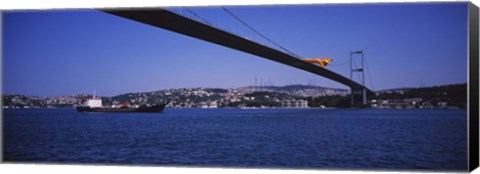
{"left": 3, "top": 2, "right": 468, "bottom": 96}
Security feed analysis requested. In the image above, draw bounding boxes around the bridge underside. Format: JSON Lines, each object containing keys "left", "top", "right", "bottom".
{"left": 102, "top": 8, "right": 373, "bottom": 94}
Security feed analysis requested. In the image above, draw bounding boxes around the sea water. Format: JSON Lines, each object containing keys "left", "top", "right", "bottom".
{"left": 3, "top": 108, "right": 467, "bottom": 171}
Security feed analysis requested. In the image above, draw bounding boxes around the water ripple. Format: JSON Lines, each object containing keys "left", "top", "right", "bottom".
{"left": 3, "top": 108, "right": 467, "bottom": 171}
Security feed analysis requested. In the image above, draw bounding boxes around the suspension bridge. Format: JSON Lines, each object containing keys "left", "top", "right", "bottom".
{"left": 102, "top": 8, "right": 375, "bottom": 106}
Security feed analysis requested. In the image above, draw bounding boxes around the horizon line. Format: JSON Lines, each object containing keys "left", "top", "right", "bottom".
{"left": 2, "top": 82, "right": 468, "bottom": 97}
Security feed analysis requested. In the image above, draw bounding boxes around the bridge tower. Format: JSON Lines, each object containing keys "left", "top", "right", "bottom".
{"left": 350, "top": 50, "right": 367, "bottom": 106}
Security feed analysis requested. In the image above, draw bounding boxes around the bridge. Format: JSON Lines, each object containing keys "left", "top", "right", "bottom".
{"left": 102, "top": 8, "right": 374, "bottom": 106}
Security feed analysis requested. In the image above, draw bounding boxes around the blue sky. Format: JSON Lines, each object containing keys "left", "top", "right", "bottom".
{"left": 3, "top": 2, "right": 468, "bottom": 96}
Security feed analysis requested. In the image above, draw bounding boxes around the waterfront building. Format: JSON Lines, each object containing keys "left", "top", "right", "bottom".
{"left": 280, "top": 100, "right": 308, "bottom": 108}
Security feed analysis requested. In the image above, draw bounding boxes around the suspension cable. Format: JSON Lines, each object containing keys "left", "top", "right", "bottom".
{"left": 221, "top": 7, "right": 301, "bottom": 58}
{"left": 183, "top": 7, "right": 213, "bottom": 26}
{"left": 328, "top": 53, "right": 350, "bottom": 66}
{"left": 328, "top": 61, "right": 349, "bottom": 67}
{"left": 364, "top": 54, "right": 375, "bottom": 90}
{"left": 333, "top": 53, "right": 349, "bottom": 63}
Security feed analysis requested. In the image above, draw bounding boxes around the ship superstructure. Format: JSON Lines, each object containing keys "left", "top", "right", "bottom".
{"left": 77, "top": 91, "right": 165, "bottom": 113}
{"left": 80, "top": 92, "right": 102, "bottom": 108}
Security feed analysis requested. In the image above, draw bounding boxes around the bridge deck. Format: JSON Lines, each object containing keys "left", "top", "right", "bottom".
{"left": 102, "top": 8, "right": 373, "bottom": 94}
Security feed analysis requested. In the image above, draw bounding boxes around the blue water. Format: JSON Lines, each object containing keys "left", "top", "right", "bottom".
{"left": 3, "top": 108, "right": 467, "bottom": 171}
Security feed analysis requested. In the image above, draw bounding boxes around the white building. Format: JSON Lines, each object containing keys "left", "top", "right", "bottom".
{"left": 280, "top": 100, "right": 308, "bottom": 108}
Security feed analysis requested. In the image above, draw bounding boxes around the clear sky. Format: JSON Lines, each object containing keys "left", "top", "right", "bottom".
{"left": 3, "top": 2, "right": 468, "bottom": 96}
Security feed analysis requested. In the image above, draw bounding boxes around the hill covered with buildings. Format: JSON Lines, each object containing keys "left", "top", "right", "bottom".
{"left": 371, "top": 83, "right": 467, "bottom": 109}
{"left": 2, "top": 85, "right": 348, "bottom": 109}
{"left": 2, "top": 83, "right": 466, "bottom": 109}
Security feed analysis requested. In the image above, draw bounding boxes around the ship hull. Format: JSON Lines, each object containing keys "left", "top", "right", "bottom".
{"left": 77, "top": 104, "right": 166, "bottom": 113}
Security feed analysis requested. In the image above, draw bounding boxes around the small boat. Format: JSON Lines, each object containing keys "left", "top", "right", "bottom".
{"left": 76, "top": 93, "right": 165, "bottom": 113}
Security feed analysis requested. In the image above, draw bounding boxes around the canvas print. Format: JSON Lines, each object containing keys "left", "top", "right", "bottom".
{"left": 2, "top": 2, "right": 474, "bottom": 172}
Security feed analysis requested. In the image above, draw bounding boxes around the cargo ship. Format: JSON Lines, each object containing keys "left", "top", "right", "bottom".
{"left": 76, "top": 93, "right": 165, "bottom": 113}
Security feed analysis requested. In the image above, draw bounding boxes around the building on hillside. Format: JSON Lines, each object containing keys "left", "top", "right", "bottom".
{"left": 280, "top": 100, "right": 308, "bottom": 108}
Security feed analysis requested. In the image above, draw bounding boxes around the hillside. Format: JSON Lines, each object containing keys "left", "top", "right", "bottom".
{"left": 2, "top": 85, "right": 348, "bottom": 108}
{"left": 2, "top": 84, "right": 467, "bottom": 109}
{"left": 374, "top": 83, "right": 467, "bottom": 108}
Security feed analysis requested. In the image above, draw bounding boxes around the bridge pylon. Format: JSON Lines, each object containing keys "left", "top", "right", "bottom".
{"left": 350, "top": 50, "right": 367, "bottom": 107}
